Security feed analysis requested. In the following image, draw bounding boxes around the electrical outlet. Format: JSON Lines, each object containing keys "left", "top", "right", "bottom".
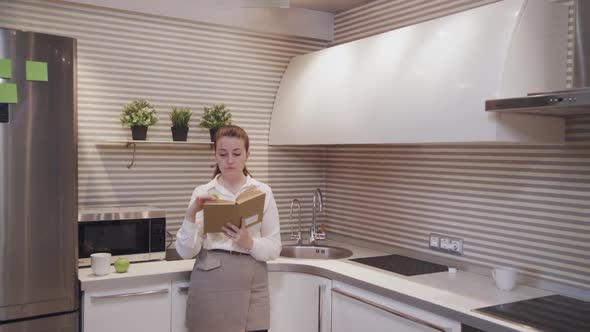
{"left": 429, "top": 233, "right": 463, "bottom": 256}
{"left": 450, "top": 239, "right": 463, "bottom": 254}
{"left": 429, "top": 234, "right": 439, "bottom": 248}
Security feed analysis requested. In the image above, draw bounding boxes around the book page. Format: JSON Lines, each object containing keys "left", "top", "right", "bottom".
{"left": 203, "top": 187, "right": 265, "bottom": 232}
{"left": 205, "top": 199, "right": 234, "bottom": 205}
{"left": 236, "top": 187, "right": 265, "bottom": 205}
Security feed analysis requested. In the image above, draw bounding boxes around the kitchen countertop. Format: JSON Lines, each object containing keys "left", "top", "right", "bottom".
{"left": 79, "top": 240, "right": 552, "bottom": 332}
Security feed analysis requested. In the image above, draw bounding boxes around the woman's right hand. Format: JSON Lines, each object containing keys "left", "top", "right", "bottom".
{"left": 185, "top": 195, "right": 217, "bottom": 223}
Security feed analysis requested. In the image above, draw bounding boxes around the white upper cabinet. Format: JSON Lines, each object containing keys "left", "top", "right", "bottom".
{"left": 269, "top": 0, "right": 569, "bottom": 145}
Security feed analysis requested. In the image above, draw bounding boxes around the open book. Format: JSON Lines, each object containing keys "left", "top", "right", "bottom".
{"left": 203, "top": 187, "right": 266, "bottom": 233}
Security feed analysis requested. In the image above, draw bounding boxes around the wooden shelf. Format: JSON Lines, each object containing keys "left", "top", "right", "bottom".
{"left": 97, "top": 139, "right": 212, "bottom": 146}
{"left": 96, "top": 139, "right": 213, "bottom": 169}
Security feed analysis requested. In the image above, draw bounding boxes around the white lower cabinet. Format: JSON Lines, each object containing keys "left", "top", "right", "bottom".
{"left": 83, "top": 272, "right": 462, "bottom": 332}
{"left": 82, "top": 277, "right": 172, "bottom": 332}
{"left": 170, "top": 278, "right": 190, "bottom": 332}
{"left": 269, "top": 271, "right": 332, "bottom": 332}
{"left": 331, "top": 281, "right": 461, "bottom": 332}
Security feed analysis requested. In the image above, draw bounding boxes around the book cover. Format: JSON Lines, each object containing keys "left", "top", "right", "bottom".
{"left": 203, "top": 187, "right": 266, "bottom": 233}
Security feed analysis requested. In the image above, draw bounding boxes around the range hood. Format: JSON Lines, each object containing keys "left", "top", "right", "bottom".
{"left": 269, "top": 0, "right": 570, "bottom": 145}
{"left": 486, "top": 0, "right": 590, "bottom": 116}
{"left": 486, "top": 88, "right": 590, "bottom": 116}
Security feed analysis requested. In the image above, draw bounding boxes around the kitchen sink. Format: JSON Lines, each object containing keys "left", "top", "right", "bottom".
{"left": 280, "top": 245, "right": 353, "bottom": 259}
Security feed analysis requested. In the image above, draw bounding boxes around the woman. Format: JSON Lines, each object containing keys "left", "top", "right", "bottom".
{"left": 175, "top": 125, "right": 281, "bottom": 332}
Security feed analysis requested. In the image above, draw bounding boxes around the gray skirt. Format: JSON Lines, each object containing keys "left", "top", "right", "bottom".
{"left": 186, "top": 250, "right": 269, "bottom": 332}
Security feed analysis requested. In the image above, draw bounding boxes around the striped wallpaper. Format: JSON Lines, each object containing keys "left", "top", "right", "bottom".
{"left": 567, "top": 115, "right": 590, "bottom": 142}
{"left": 332, "top": 0, "right": 499, "bottom": 46}
{"left": 327, "top": 0, "right": 590, "bottom": 291}
{"left": 0, "top": 0, "right": 327, "bottom": 234}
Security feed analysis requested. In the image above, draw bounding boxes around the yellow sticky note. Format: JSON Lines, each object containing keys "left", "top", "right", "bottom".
{"left": 26, "top": 61, "right": 48, "bottom": 81}
{"left": 0, "top": 83, "right": 18, "bottom": 103}
{"left": 0, "top": 59, "right": 11, "bottom": 79}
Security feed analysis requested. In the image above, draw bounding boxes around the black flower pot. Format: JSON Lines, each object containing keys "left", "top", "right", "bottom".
{"left": 209, "top": 128, "right": 218, "bottom": 142}
{"left": 131, "top": 126, "right": 148, "bottom": 140}
{"left": 171, "top": 126, "right": 189, "bottom": 142}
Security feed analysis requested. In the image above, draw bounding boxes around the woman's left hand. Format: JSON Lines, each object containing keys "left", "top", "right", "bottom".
{"left": 222, "top": 218, "right": 253, "bottom": 251}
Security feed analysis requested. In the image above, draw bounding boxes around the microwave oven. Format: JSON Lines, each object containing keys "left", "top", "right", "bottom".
{"left": 78, "top": 206, "right": 167, "bottom": 266}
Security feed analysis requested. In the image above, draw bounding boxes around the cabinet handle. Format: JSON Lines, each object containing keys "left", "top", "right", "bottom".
{"left": 318, "top": 284, "right": 326, "bottom": 332}
{"left": 332, "top": 288, "right": 451, "bottom": 332}
{"left": 91, "top": 288, "right": 169, "bottom": 302}
{"left": 178, "top": 286, "right": 189, "bottom": 295}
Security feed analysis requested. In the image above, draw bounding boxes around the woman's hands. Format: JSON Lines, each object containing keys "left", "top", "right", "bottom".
{"left": 185, "top": 194, "right": 254, "bottom": 251}
{"left": 222, "top": 218, "right": 254, "bottom": 251}
{"left": 185, "top": 195, "right": 216, "bottom": 223}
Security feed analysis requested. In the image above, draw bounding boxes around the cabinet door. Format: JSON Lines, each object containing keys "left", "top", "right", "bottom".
{"left": 331, "top": 282, "right": 460, "bottom": 332}
{"left": 171, "top": 279, "right": 190, "bottom": 332}
{"left": 83, "top": 279, "right": 171, "bottom": 332}
{"left": 269, "top": 272, "right": 331, "bottom": 332}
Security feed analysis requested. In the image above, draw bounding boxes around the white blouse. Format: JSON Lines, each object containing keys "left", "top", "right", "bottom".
{"left": 175, "top": 175, "right": 282, "bottom": 262}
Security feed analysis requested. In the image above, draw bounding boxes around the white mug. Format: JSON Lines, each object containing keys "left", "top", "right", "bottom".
{"left": 492, "top": 266, "right": 518, "bottom": 291}
{"left": 91, "top": 253, "right": 112, "bottom": 276}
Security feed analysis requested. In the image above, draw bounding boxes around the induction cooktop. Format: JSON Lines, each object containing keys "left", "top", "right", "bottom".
{"left": 349, "top": 254, "right": 449, "bottom": 276}
{"left": 473, "top": 295, "right": 590, "bottom": 332}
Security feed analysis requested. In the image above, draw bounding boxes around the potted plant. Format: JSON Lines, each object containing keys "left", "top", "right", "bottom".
{"left": 120, "top": 99, "right": 158, "bottom": 140}
{"left": 199, "top": 103, "right": 233, "bottom": 141}
{"left": 169, "top": 106, "right": 192, "bottom": 141}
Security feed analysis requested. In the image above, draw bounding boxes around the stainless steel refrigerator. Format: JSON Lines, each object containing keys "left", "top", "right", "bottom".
{"left": 0, "top": 28, "right": 79, "bottom": 331}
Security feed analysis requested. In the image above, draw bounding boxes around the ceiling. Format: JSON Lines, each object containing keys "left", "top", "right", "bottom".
{"left": 290, "top": 0, "right": 373, "bottom": 13}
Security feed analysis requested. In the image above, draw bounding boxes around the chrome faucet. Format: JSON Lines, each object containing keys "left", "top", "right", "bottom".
{"left": 309, "top": 188, "right": 326, "bottom": 245}
{"left": 289, "top": 198, "right": 303, "bottom": 246}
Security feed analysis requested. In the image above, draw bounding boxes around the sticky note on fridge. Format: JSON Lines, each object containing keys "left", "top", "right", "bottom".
{"left": 0, "top": 83, "right": 18, "bottom": 103}
{"left": 26, "top": 61, "right": 48, "bottom": 81}
{"left": 0, "top": 59, "right": 12, "bottom": 79}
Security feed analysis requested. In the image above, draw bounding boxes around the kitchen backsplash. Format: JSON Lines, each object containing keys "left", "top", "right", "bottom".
{"left": 331, "top": 0, "right": 499, "bottom": 46}
{"left": 566, "top": 115, "right": 590, "bottom": 142}
{"left": 324, "top": 139, "right": 589, "bottom": 290}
